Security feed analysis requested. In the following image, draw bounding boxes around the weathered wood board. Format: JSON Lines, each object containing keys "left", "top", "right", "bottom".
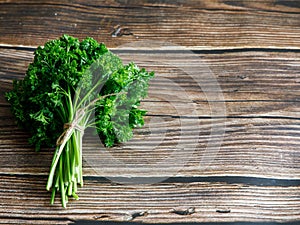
{"left": 0, "top": 0, "right": 299, "bottom": 224}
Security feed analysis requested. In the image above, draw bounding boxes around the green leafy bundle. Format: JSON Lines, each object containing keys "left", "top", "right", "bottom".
{"left": 6, "top": 35, "right": 154, "bottom": 207}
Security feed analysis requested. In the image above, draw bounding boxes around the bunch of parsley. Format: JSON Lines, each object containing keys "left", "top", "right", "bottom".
{"left": 6, "top": 35, "right": 154, "bottom": 207}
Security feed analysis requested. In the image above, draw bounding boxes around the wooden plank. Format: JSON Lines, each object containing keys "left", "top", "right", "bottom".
{"left": 0, "top": 113, "right": 299, "bottom": 179}
{"left": 0, "top": 175, "right": 300, "bottom": 224}
{"left": 1, "top": 48, "right": 299, "bottom": 116}
{"left": 0, "top": 0, "right": 300, "bottom": 49}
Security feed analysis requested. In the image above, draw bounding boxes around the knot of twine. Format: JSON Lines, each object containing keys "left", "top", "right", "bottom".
{"left": 56, "top": 108, "right": 85, "bottom": 146}
{"left": 55, "top": 92, "right": 127, "bottom": 147}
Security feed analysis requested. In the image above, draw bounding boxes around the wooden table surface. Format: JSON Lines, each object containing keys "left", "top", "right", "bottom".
{"left": 0, "top": 0, "right": 300, "bottom": 224}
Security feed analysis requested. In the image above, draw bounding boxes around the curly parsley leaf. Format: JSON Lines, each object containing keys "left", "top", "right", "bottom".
{"left": 5, "top": 34, "right": 154, "bottom": 207}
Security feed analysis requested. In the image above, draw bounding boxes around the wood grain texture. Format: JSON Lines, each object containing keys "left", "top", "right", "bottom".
{"left": 1, "top": 48, "right": 299, "bottom": 116}
{"left": 0, "top": 175, "right": 300, "bottom": 224}
{"left": 0, "top": 0, "right": 300, "bottom": 223}
{"left": 0, "top": 115, "right": 299, "bottom": 179}
{"left": 0, "top": 0, "right": 300, "bottom": 49}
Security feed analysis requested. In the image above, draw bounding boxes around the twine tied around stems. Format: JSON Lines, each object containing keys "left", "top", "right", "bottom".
{"left": 56, "top": 108, "right": 85, "bottom": 146}
{"left": 55, "top": 92, "right": 127, "bottom": 147}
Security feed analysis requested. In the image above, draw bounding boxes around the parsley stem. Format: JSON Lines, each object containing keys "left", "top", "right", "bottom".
{"left": 50, "top": 188, "right": 56, "bottom": 205}
{"left": 59, "top": 157, "right": 66, "bottom": 208}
